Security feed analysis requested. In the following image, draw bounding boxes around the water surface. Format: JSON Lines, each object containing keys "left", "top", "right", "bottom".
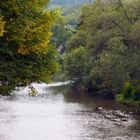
{"left": 0, "top": 82, "right": 140, "bottom": 140}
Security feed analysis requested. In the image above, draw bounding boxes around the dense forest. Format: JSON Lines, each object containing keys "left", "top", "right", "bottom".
{"left": 61, "top": 0, "right": 140, "bottom": 106}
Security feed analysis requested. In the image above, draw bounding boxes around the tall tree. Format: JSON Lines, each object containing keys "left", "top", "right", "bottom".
{"left": 0, "top": 0, "right": 59, "bottom": 95}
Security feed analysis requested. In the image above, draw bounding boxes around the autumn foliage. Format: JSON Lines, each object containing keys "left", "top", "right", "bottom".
{"left": 0, "top": 0, "right": 59, "bottom": 95}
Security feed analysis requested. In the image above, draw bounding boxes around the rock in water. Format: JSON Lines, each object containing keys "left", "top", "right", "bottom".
{"left": 28, "top": 86, "right": 37, "bottom": 97}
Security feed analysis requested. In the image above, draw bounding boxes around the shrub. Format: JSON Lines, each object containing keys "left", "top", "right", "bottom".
{"left": 131, "top": 87, "right": 140, "bottom": 101}
{"left": 123, "top": 82, "right": 133, "bottom": 99}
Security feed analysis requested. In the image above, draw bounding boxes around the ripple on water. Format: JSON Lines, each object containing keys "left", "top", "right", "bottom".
{"left": 0, "top": 82, "right": 140, "bottom": 140}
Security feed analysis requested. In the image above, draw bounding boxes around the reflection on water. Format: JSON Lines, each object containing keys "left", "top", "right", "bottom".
{"left": 0, "top": 82, "right": 140, "bottom": 140}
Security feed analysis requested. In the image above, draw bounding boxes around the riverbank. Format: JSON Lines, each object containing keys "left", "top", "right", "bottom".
{"left": 116, "top": 82, "right": 140, "bottom": 108}
{"left": 117, "top": 94, "right": 140, "bottom": 108}
{"left": 69, "top": 82, "right": 140, "bottom": 112}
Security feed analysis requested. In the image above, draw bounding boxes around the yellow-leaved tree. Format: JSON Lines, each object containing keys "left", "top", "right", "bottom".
{"left": 0, "top": 0, "right": 59, "bottom": 95}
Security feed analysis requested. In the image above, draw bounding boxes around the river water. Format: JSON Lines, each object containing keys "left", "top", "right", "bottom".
{"left": 0, "top": 82, "right": 140, "bottom": 140}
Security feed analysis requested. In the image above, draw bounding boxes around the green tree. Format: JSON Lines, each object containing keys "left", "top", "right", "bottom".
{"left": 52, "top": 8, "right": 73, "bottom": 50}
{"left": 0, "top": 0, "right": 59, "bottom": 95}
{"left": 64, "top": 0, "right": 140, "bottom": 100}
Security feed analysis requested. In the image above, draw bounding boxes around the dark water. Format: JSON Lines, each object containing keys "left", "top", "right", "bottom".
{"left": 0, "top": 82, "right": 140, "bottom": 140}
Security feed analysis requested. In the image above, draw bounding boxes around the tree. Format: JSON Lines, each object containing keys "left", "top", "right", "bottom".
{"left": 0, "top": 0, "right": 59, "bottom": 95}
{"left": 52, "top": 8, "right": 73, "bottom": 50}
{"left": 64, "top": 0, "right": 140, "bottom": 99}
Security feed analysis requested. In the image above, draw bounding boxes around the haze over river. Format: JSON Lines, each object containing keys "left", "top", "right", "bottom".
{"left": 0, "top": 82, "right": 140, "bottom": 140}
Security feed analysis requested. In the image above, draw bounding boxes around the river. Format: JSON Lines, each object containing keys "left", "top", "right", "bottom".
{"left": 0, "top": 82, "right": 140, "bottom": 140}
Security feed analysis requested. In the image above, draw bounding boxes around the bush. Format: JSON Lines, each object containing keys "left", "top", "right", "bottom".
{"left": 116, "top": 82, "right": 140, "bottom": 106}
{"left": 131, "top": 87, "right": 140, "bottom": 101}
{"left": 123, "top": 82, "right": 133, "bottom": 98}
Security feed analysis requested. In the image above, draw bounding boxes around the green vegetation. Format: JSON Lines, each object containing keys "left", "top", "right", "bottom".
{"left": 117, "top": 82, "right": 140, "bottom": 107}
{"left": 63, "top": 0, "right": 140, "bottom": 106}
{"left": 52, "top": 8, "right": 73, "bottom": 51}
{"left": 51, "top": 5, "right": 82, "bottom": 52}
{"left": 0, "top": 0, "right": 59, "bottom": 95}
{"left": 50, "top": 0, "right": 92, "bottom": 51}
{"left": 50, "top": 2, "right": 84, "bottom": 82}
